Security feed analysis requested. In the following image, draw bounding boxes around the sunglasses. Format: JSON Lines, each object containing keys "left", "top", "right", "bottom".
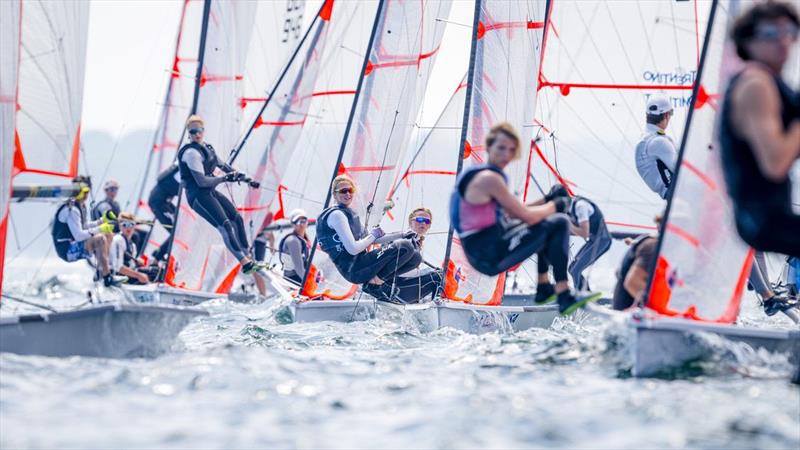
{"left": 754, "top": 24, "right": 799, "bottom": 41}
{"left": 335, "top": 187, "right": 354, "bottom": 195}
{"left": 188, "top": 127, "right": 204, "bottom": 135}
{"left": 293, "top": 218, "right": 308, "bottom": 225}
{"left": 413, "top": 216, "right": 432, "bottom": 225}
{"left": 120, "top": 221, "right": 136, "bottom": 229}
{"left": 105, "top": 187, "right": 118, "bottom": 192}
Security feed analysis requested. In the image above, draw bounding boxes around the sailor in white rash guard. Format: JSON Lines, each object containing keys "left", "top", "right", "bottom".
{"left": 635, "top": 94, "right": 677, "bottom": 199}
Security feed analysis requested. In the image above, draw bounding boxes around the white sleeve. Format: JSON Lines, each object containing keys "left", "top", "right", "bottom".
{"left": 181, "top": 147, "right": 205, "bottom": 173}
{"left": 109, "top": 235, "right": 125, "bottom": 272}
{"left": 650, "top": 136, "right": 677, "bottom": 172}
{"left": 327, "top": 210, "right": 375, "bottom": 255}
{"left": 574, "top": 200, "right": 594, "bottom": 224}
{"left": 65, "top": 206, "right": 95, "bottom": 242}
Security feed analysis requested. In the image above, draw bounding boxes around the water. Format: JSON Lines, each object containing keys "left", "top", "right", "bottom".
{"left": 1, "top": 278, "right": 799, "bottom": 449}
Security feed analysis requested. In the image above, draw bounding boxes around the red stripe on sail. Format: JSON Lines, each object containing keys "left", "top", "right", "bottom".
{"left": 665, "top": 223, "right": 701, "bottom": 248}
{"left": 364, "top": 46, "right": 439, "bottom": 75}
{"left": 681, "top": 160, "right": 717, "bottom": 191}
{"left": 532, "top": 141, "right": 575, "bottom": 196}
{"left": 605, "top": 221, "right": 658, "bottom": 231}
{"left": 345, "top": 165, "right": 395, "bottom": 173}
{"left": 476, "top": 20, "right": 544, "bottom": 39}
{"left": 718, "top": 249, "right": 754, "bottom": 323}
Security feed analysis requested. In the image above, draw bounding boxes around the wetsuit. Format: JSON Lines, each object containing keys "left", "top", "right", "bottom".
{"left": 449, "top": 164, "right": 571, "bottom": 279}
{"left": 719, "top": 71, "right": 800, "bottom": 257}
{"left": 51, "top": 200, "right": 101, "bottom": 262}
{"left": 567, "top": 196, "right": 611, "bottom": 291}
{"left": 635, "top": 124, "right": 677, "bottom": 199}
{"left": 612, "top": 235, "right": 657, "bottom": 311}
{"left": 91, "top": 197, "right": 121, "bottom": 221}
{"left": 316, "top": 204, "right": 421, "bottom": 284}
{"left": 147, "top": 165, "right": 180, "bottom": 261}
{"left": 279, "top": 232, "right": 310, "bottom": 284}
{"left": 177, "top": 141, "right": 250, "bottom": 262}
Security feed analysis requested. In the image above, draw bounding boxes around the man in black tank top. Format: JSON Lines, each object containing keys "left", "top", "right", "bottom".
{"left": 720, "top": 2, "right": 800, "bottom": 257}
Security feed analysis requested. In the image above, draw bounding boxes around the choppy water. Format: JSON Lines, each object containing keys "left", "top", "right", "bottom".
{"left": 1, "top": 275, "right": 799, "bottom": 449}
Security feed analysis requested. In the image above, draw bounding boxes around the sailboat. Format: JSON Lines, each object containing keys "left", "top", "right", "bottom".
{"left": 0, "top": 0, "right": 206, "bottom": 358}
{"left": 586, "top": 0, "right": 800, "bottom": 377}
{"left": 123, "top": 0, "right": 315, "bottom": 306}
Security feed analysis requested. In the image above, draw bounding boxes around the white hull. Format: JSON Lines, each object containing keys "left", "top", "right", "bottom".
{"left": 0, "top": 304, "right": 208, "bottom": 358}
{"left": 289, "top": 298, "right": 377, "bottom": 323}
{"left": 589, "top": 305, "right": 800, "bottom": 377}
{"left": 122, "top": 284, "right": 221, "bottom": 306}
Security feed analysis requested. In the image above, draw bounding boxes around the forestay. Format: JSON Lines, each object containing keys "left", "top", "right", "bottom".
{"left": 301, "top": 0, "right": 453, "bottom": 299}
{"left": 442, "top": 0, "right": 547, "bottom": 305}
{"left": 647, "top": 0, "right": 796, "bottom": 322}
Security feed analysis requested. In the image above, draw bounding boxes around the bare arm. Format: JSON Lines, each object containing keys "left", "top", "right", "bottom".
{"left": 733, "top": 67, "right": 800, "bottom": 181}
{"left": 623, "top": 266, "right": 649, "bottom": 305}
{"left": 571, "top": 221, "right": 590, "bottom": 239}
{"left": 467, "top": 172, "right": 555, "bottom": 225}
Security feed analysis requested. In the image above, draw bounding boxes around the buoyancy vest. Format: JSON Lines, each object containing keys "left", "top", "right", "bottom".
{"left": 177, "top": 142, "right": 221, "bottom": 197}
{"left": 449, "top": 164, "right": 508, "bottom": 234}
{"left": 569, "top": 196, "right": 606, "bottom": 237}
{"left": 316, "top": 204, "right": 365, "bottom": 263}
{"left": 52, "top": 200, "right": 85, "bottom": 260}
{"left": 279, "top": 232, "right": 310, "bottom": 274}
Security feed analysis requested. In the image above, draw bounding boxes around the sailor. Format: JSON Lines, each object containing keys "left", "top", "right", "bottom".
{"left": 749, "top": 251, "right": 797, "bottom": 316}
{"left": 91, "top": 180, "right": 122, "bottom": 221}
{"left": 635, "top": 94, "right": 677, "bottom": 199}
{"left": 177, "top": 115, "right": 266, "bottom": 278}
{"left": 612, "top": 234, "right": 658, "bottom": 311}
{"left": 278, "top": 209, "right": 311, "bottom": 285}
{"left": 391, "top": 207, "right": 444, "bottom": 304}
{"left": 448, "top": 122, "right": 592, "bottom": 314}
{"left": 51, "top": 186, "right": 126, "bottom": 287}
{"left": 720, "top": 1, "right": 800, "bottom": 257}
{"left": 547, "top": 185, "right": 612, "bottom": 292}
{"left": 316, "top": 175, "right": 421, "bottom": 302}
{"left": 147, "top": 164, "right": 180, "bottom": 262}
{"left": 109, "top": 212, "right": 151, "bottom": 285}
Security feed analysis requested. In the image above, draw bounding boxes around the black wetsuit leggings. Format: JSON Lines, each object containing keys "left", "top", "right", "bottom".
{"left": 393, "top": 270, "right": 443, "bottom": 304}
{"left": 568, "top": 227, "right": 612, "bottom": 291}
{"left": 148, "top": 186, "right": 177, "bottom": 261}
{"left": 735, "top": 205, "right": 800, "bottom": 258}
{"left": 188, "top": 189, "right": 250, "bottom": 261}
{"left": 462, "top": 214, "right": 571, "bottom": 281}
{"left": 339, "top": 239, "right": 422, "bottom": 285}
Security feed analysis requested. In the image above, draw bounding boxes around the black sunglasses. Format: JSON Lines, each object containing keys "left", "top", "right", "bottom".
{"left": 188, "top": 127, "right": 204, "bottom": 135}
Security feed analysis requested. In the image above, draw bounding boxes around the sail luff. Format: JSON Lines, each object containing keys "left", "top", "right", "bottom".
{"left": 299, "top": 0, "right": 387, "bottom": 292}
{"left": 441, "top": 0, "right": 484, "bottom": 277}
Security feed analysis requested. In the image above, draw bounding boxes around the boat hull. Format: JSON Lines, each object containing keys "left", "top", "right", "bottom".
{"left": 122, "top": 284, "right": 220, "bottom": 306}
{"left": 434, "top": 302, "right": 558, "bottom": 333}
{"left": 289, "top": 298, "right": 377, "bottom": 323}
{"left": 0, "top": 304, "right": 208, "bottom": 358}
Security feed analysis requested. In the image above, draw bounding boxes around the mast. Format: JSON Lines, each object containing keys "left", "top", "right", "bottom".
{"left": 227, "top": 1, "right": 328, "bottom": 166}
{"left": 440, "top": 0, "right": 484, "bottom": 278}
{"left": 163, "top": 0, "right": 212, "bottom": 272}
{"left": 299, "top": 0, "right": 387, "bottom": 292}
{"left": 643, "top": 0, "right": 719, "bottom": 307}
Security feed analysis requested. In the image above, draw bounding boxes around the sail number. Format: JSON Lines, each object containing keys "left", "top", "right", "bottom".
{"left": 282, "top": 0, "right": 304, "bottom": 43}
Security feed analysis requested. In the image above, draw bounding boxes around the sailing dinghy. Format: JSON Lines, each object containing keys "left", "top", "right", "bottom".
{"left": 588, "top": 0, "right": 800, "bottom": 377}
{"left": 1, "top": 0, "right": 207, "bottom": 358}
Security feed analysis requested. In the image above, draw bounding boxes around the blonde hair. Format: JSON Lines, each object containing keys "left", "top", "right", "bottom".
{"left": 408, "top": 207, "right": 432, "bottom": 223}
{"left": 485, "top": 122, "right": 521, "bottom": 160}
{"left": 186, "top": 115, "right": 204, "bottom": 128}
{"left": 119, "top": 212, "right": 136, "bottom": 222}
{"left": 331, "top": 175, "right": 356, "bottom": 192}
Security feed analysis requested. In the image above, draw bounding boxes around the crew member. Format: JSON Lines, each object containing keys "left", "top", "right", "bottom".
{"left": 147, "top": 164, "right": 180, "bottom": 262}
{"left": 91, "top": 180, "right": 122, "bottom": 221}
{"left": 316, "top": 175, "right": 421, "bottom": 302}
{"left": 177, "top": 115, "right": 266, "bottom": 281}
{"left": 449, "top": 122, "right": 592, "bottom": 314}
{"left": 547, "top": 186, "right": 612, "bottom": 292}
{"left": 109, "top": 212, "right": 151, "bottom": 285}
{"left": 278, "top": 209, "right": 311, "bottom": 285}
{"left": 635, "top": 95, "right": 677, "bottom": 199}
{"left": 612, "top": 234, "right": 658, "bottom": 311}
{"left": 720, "top": 1, "right": 800, "bottom": 256}
{"left": 392, "top": 207, "right": 443, "bottom": 303}
{"left": 51, "top": 186, "right": 125, "bottom": 287}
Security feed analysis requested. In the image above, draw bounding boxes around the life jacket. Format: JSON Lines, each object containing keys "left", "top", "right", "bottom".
{"left": 569, "top": 196, "right": 606, "bottom": 237}
{"left": 634, "top": 125, "right": 675, "bottom": 198}
{"left": 719, "top": 71, "right": 797, "bottom": 214}
{"left": 278, "top": 232, "right": 310, "bottom": 274}
{"left": 91, "top": 198, "right": 121, "bottom": 221}
{"left": 154, "top": 164, "right": 181, "bottom": 197}
{"left": 51, "top": 200, "right": 85, "bottom": 260}
{"left": 122, "top": 234, "right": 138, "bottom": 268}
{"left": 613, "top": 235, "right": 654, "bottom": 309}
{"left": 316, "top": 204, "right": 364, "bottom": 263}
{"left": 177, "top": 142, "right": 221, "bottom": 196}
{"left": 449, "top": 164, "right": 508, "bottom": 234}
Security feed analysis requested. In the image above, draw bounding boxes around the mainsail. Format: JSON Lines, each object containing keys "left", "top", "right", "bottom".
{"left": 298, "top": 0, "right": 454, "bottom": 299}
{"left": 646, "top": 0, "right": 792, "bottom": 322}
{"left": 1, "top": 1, "right": 90, "bottom": 293}
{"left": 440, "top": 0, "right": 548, "bottom": 305}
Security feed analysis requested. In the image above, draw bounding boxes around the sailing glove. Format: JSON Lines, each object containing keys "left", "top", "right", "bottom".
{"left": 370, "top": 226, "right": 385, "bottom": 240}
{"left": 553, "top": 196, "right": 570, "bottom": 213}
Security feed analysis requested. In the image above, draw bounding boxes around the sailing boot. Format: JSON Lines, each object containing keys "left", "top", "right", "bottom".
{"left": 534, "top": 282, "right": 556, "bottom": 304}
{"left": 242, "top": 260, "right": 269, "bottom": 275}
{"left": 557, "top": 290, "right": 603, "bottom": 315}
{"left": 762, "top": 295, "right": 798, "bottom": 316}
{"left": 103, "top": 274, "right": 128, "bottom": 287}
{"left": 362, "top": 283, "right": 399, "bottom": 303}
